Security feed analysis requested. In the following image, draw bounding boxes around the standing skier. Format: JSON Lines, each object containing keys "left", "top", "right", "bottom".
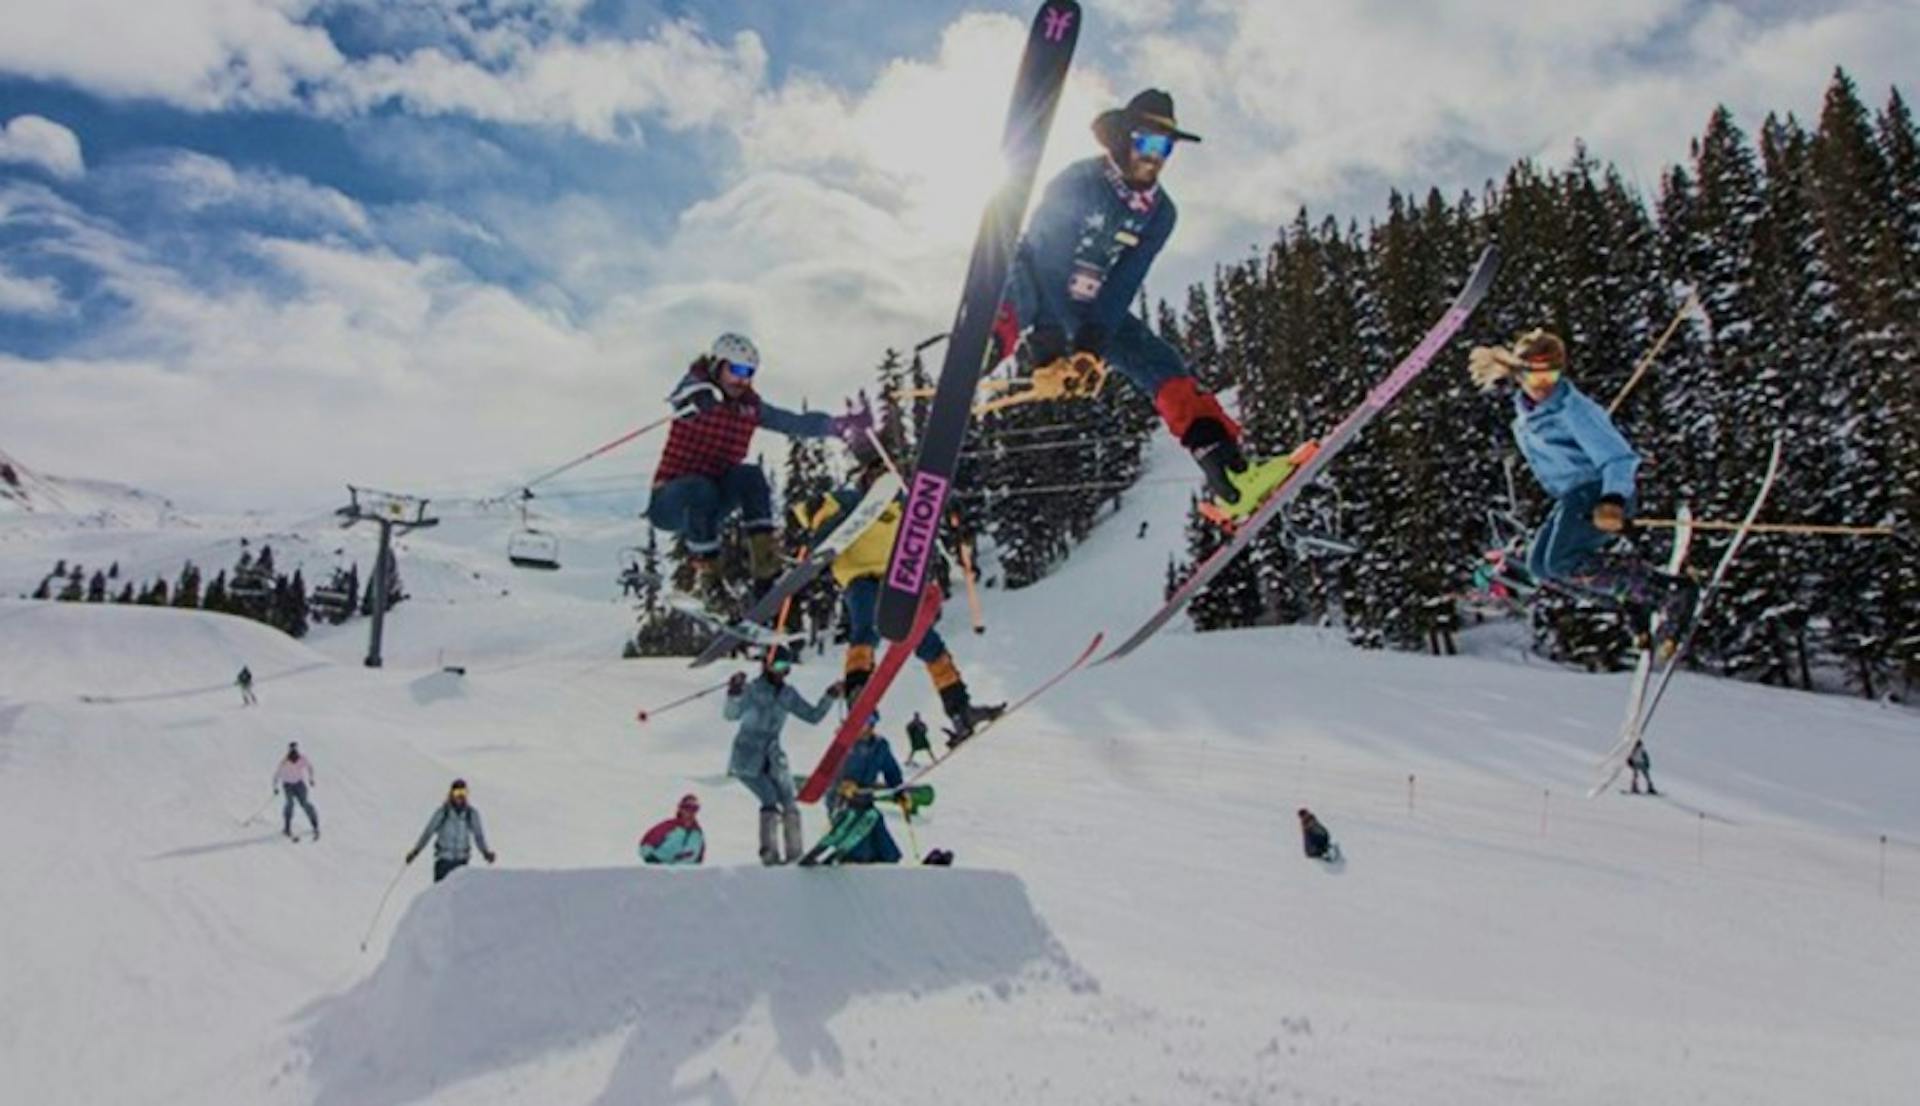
{"left": 1469, "top": 329, "right": 1696, "bottom": 650}
{"left": 646, "top": 332, "right": 872, "bottom": 615}
{"left": 405, "top": 779, "right": 496, "bottom": 882}
{"left": 725, "top": 647, "right": 843, "bottom": 865}
{"left": 1626, "top": 740, "right": 1658, "bottom": 796}
{"left": 236, "top": 666, "right": 257, "bottom": 707}
{"left": 638, "top": 794, "right": 707, "bottom": 865}
{"left": 904, "top": 711, "right": 933, "bottom": 766}
{"left": 997, "top": 89, "right": 1298, "bottom": 519}
{"left": 795, "top": 446, "right": 1003, "bottom": 739}
{"left": 272, "top": 741, "right": 319, "bottom": 840}
{"left": 828, "top": 712, "right": 904, "bottom": 865}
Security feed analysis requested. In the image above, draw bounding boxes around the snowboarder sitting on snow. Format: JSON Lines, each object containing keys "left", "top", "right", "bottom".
{"left": 794, "top": 444, "right": 1003, "bottom": 740}
{"left": 997, "top": 88, "right": 1298, "bottom": 520}
{"left": 1627, "top": 740, "right": 1658, "bottom": 796}
{"left": 725, "top": 646, "right": 844, "bottom": 865}
{"left": 638, "top": 793, "right": 706, "bottom": 865}
{"left": 1469, "top": 329, "right": 1696, "bottom": 652}
{"left": 405, "top": 778, "right": 496, "bottom": 882}
{"left": 1297, "top": 808, "right": 1335, "bottom": 861}
{"left": 646, "top": 331, "right": 873, "bottom": 616}
{"left": 827, "top": 712, "right": 905, "bottom": 865}
{"left": 272, "top": 741, "right": 319, "bottom": 840}
{"left": 237, "top": 665, "right": 257, "bottom": 707}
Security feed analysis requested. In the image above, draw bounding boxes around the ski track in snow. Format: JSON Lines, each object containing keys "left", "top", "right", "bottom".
{"left": 2, "top": 441, "right": 1918, "bottom": 1105}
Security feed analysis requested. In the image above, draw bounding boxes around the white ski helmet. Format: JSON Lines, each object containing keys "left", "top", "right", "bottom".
{"left": 710, "top": 332, "right": 760, "bottom": 371}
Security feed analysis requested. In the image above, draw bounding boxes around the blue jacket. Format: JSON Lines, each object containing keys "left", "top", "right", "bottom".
{"left": 834, "top": 736, "right": 903, "bottom": 865}
{"left": 1009, "top": 156, "right": 1176, "bottom": 340}
{"left": 1512, "top": 379, "right": 1639, "bottom": 501}
{"left": 724, "top": 675, "right": 835, "bottom": 782}
{"left": 412, "top": 802, "right": 490, "bottom": 862}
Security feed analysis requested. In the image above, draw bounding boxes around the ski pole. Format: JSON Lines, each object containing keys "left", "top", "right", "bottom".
{"left": 636, "top": 678, "right": 732, "bottom": 724}
{"left": 1609, "top": 291, "right": 1702, "bottom": 414}
{"left": 1633, "top": 518, "right": 1895, "bottom": 538}
{"left": 359, "top": 862, "right": 410, "bottom": 953}
{"left": 956, "top": 527, "right": 986, "bottom": 634}
{"left": 239, "top": 794, "right": 277, "bottom": 826}
{"left": 897, "top": 797, "right": 922, "bottom": 863}
{"left": 514, "top": 416, "right": 673, "bottom": 496}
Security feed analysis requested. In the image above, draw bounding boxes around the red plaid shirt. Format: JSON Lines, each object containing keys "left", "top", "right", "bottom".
{"left": 653, "top": 361, "right": 831, "bottom": 485}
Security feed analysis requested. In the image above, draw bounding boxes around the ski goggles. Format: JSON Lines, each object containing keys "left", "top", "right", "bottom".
{"left": 766, "top": 655, "right": 793, "bottom": 675}
{"left": 1131, "top": 130, "right": 1176, "bottom": 160}
{"left": 449, "top": 787, "right": 469, "bottom": 800}
{"left": 722, "top": 360, "right": 757, "bottom": 380}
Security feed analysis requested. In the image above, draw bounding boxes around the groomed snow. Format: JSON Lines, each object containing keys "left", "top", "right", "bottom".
{"left": 2, "top": 442, "right": 1916, "bottom": 1104}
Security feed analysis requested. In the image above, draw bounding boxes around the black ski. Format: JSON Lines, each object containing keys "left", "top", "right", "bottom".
{"left": 877, "top": 0, "right": 1081, "bottom": 640}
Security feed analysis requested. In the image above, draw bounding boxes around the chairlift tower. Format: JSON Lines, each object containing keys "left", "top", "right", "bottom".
{"left": 337, "top": 487, "right": 438, "bottom": 668}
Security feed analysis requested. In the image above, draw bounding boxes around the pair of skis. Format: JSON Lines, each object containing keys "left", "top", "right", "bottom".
{"left": 1588, "top": 435, "right": 1786, "bottom": 797}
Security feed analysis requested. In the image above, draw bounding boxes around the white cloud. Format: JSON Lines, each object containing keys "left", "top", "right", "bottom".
{"left": 126, "top": 151, "right": 372, "bottom": 235}
{"left": 0, "top": 115, "right": 85, "bottom": 180}
{"left": 0, "top": 264, "right": 64, "bottom": 316}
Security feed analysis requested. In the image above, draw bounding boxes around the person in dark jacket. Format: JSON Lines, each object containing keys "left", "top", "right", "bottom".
{"left": 1627, "top": 741, "right": 1658, "bottom": 796}
{"left": 646, "top": 332, "right": 872, "bottom": 614}
{"left": 237, "top": 665, "right": 257, "bottom": 707}
{"left": 1298, "top": 808, "right": 1334, "bottom": 861}
{"left": 904, "top": 711, "right": 933, "bottom": 766}
{"left": 998, "top": 89, "right": 1297, "bottom": 520}
{"left": 406, "top": 779, "right": 496, "bottom": 882}
{"left": 830, "top": 712, "right": 903, "bottom": 865}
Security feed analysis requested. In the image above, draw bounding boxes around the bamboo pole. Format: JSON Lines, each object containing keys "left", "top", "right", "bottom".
{"left": 1609, "top": 291, "right": 1701, "bottom": 415}
{"left": 1633, "top": 518, "right": 1896, "bottom": 538}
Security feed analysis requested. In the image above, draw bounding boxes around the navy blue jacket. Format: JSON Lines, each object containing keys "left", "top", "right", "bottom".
{"left": 1009, "top": 156, "right": 1176, "bottom": 341}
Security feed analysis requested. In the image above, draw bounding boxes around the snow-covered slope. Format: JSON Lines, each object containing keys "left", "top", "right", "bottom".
{"left": 3, "top": 444, "right": 1917, "bottom": 1105}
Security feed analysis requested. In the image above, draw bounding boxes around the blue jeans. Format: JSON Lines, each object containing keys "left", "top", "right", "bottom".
{"left": 841, "top": 576, "right": 947, "bottom": 661}
{"left": 1005, "top": 269, "right": 1188, "bottom": 399}
{"left": 645, "top": 464, "right": 774, "bottom": 555}
{"left": 1526, "top": 482, "right": 1621, "bottom": 582}
{"left": 281, "top": 782, "right": 318, "bottom": 834}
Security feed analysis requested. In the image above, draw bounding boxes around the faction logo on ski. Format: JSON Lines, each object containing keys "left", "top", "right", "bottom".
{"left": 887, "top": 471, "right": 948, "bottom": 594}
{"left": 1042, "top": 6, "right": 1075, "bottom": 40}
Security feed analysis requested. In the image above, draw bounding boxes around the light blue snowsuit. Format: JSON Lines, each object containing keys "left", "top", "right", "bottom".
{"left": 1512, "top": 378, "right": 1640, "bottom": 581}
{"left": 725, "top": 674, "right": 835, "bottom": 811}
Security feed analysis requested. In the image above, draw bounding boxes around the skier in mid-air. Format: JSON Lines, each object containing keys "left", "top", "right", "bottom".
{"left": 725, "top": 646, "right": 843, "bottom": 865}
{"left": 272, "top": 741, "right": 319, "bottom": 840}
{"left": 1469, "top": 329, "right": 1697, "bottom": 651}
{"left": 996, "top": 88, "right": 1299, "bottom": 519}
{"left": 647, "top": 332, "right": 872, "bottom": 615}
{"left": 794, "top": 442, "right": 1003, "bottom": 740}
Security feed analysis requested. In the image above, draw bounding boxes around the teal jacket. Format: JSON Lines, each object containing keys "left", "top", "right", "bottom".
{"left": 725, "top": 675, "right": 835, "bottom": 781}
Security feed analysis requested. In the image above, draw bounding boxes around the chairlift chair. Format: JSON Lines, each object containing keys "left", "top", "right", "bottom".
{"left": 507, "top": 490, "right": 562, "bottom": 571}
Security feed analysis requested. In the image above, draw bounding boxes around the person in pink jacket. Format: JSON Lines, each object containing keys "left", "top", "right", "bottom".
{"left": 638, "top": 794, "right": 706, "bottom": 866}
{"left": 272, "top": 742, "right": 318, "bottom": 840}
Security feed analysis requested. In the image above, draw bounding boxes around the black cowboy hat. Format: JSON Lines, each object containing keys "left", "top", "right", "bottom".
{"left": 1095, "top": 88, "right": 1202, "bottom": 144}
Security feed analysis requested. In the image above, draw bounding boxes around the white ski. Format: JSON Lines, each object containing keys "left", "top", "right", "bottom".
{"left": 1590, "top": 502, "right": 1693, "bottom": 793}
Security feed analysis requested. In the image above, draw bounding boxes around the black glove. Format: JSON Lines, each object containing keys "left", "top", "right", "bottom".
{"left": 727, "top": 671, "right": 747, "bottom": 696}
{"left": 1025, "top": 323, "right": 1067, "bottom": 367}
{"left": 1071, "top": 323, "right": 1108, "bottom": 358}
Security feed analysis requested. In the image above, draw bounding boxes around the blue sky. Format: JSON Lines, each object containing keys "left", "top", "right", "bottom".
{"left": 1, "top": 0, "right": 1914, "bottom": 509}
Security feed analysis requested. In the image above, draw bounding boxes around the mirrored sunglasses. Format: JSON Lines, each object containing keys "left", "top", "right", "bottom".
{"left": 723, "top": 360, "right": 757, "bottom": 380}
{"left": 1131, "top": 130, "right": 1176, "bottom": 160}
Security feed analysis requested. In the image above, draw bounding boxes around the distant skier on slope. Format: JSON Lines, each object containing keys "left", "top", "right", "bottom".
{"left": 405, "top": 778, "right": 496, "bottom": 882}
{"left": 1297, "top": 808, "right": 1339, "bottom": 863}
{"left": 272, "top": 741, "right": 319, "bottom": 840}
{"left": 827, "top": 712, "right": 904, "bottom": 865}
{"left": 638, "top": 794, "right": 706, "bottom": 865}
{"left": 646, "top": 332, "right": 873, "bottom": 617}
{"left": 1627, "top": 740, "right": 1658, "bottom": 796}
{"left": 794, "top": 443, "right": 1003, "bottom": 740}
{"left": 236, "top": 666, "right": 257, "bottom": 707}
{"left": 725, "top": 647, "right": 843, "bottom": 865}
{"left": 996, "top": 88, "right": 1298, "bottom": 520}
{"left": 904, "top": 711, "right": 933, "bottom": 766}
{"left": 1469, "top": 329, "right": 1697, "bottom": 652}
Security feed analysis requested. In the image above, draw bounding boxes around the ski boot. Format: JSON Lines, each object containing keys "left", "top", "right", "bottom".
{"left": 1649, "top": 574, "right": 1700, "bottom": 659}
{"left": 1188, "top": 426, "right": 1313, "bottom": 527}
{"left": 681, "top": 556, "right": 739, "bottom": 621}
{"left": 937, "top": 680, "right": 1005, "bottom": 746}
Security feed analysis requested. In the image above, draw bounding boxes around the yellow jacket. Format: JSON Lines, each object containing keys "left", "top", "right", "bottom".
{"left": 799, "top": 489, "right": 902, "bottom": 588}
